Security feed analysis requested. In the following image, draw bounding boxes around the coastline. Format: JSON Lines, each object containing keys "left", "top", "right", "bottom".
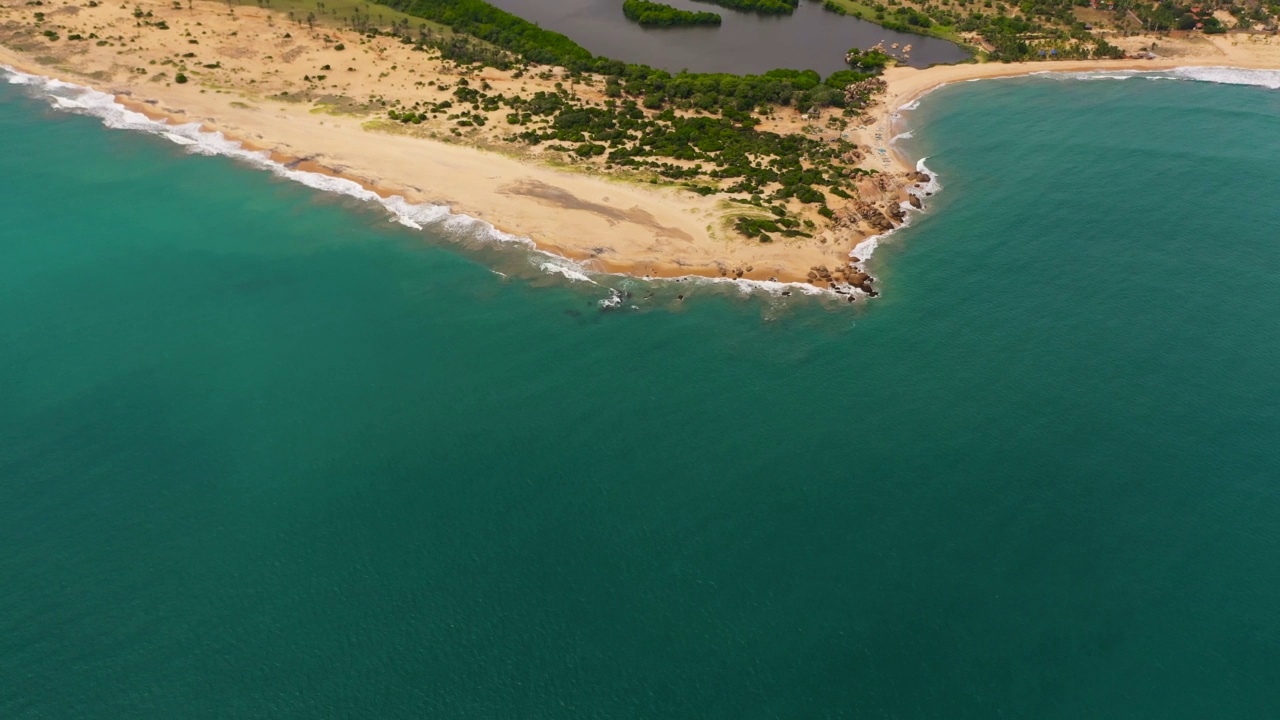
{"left": 0, "top": 45, "right": 751, "bottom": 283}
{"left": 0, "top": 0, "right": 892, "bottom": 289}
{"left": 842, "top": 39, "right": 1280, "bottom": 269}
{"left": 871, "top": 34, "right": 1280, "bottom": 173}
{"left": 3, "top": 0, "right": 1279, "bottom": 291}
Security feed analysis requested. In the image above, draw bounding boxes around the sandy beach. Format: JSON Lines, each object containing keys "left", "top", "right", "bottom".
{"left": 868, "top": 33, "right": 1280, "bottom": 173}
{"left": 3, "top": 0, "right": 1279, "bottom": 286}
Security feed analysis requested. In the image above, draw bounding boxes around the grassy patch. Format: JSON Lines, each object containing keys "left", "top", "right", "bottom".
{"left": 269, "top": 90, "right": 313, "bottom": 103}
{"left": 821, "top": 0, "right": 966, "bottom": 45}
{"left": 309, "top": 93, "right": 377, "bottom": 115}
{"left": 266, "top": 0, "right": 453, "bottom": 35}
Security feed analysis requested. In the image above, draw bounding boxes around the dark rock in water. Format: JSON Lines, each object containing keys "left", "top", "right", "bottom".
{"left": 599, "top": 289, "right": 625, "bottom": 312}
{"left": 676, "top": 294, "right": 684, "bottom": 301}
{"left": 781, "top": 290, "right": 792, "bottom": 296}
{"left": 908, "top": 195, "right": 923, "bottom": 209}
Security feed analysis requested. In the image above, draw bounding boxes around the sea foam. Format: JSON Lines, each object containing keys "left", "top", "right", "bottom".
{"left": 1166, "top": 66, "right": 1280, "bottom": 90}
{"left": 1041, "top": 66, "right": 1280, "bottom": 90}
{"left": 849, "top": 157, "right": 939, "bottom": 273}
{"left": 875, "top": 63, "right": 1280, "bottom": 268}
{"left": 0, "top": 67, "right": 572, "bottom": 253}
{"left": 2, "top": 65, "right": 847, "bottom": 302}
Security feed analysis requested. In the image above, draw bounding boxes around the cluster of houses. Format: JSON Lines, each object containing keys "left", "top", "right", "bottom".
{"left": 1187, "top": 6, "right": 1212, "bottom": 31}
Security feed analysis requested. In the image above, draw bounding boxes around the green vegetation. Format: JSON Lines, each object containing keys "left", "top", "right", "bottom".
{"left": 363, "top": 0, "right": 903, "bottom": 241}
{"left": 266, "top": 0, "right": 453, "bottom": 36}
{"left": 691, "top": 0, "right": 799, "bottom": 13}
{"left": 623, "top": 0, "right": 722, "bottom": 26}
{"left": 826, "top": 0, "right": 1279, "bottom": 50}
{"left": 375, "top": 0, "right": 869, "bottom": 111}
{"left": 845, "top": 48, "right": 891, "bottom": 71}
{"left": 824, "top": 0, "right": 959, "bottom": 41}
{"left": 375, "top": 0, "right": 593, "bottom": 66}
{"left": 824, "top": 0, "right": 1132, "bottom": 60}
{"left": 383, "top": 74, "right": 874, "bottom": 223}
{"left": 1135, "top": 2, "right": 1228, "bottom": 32}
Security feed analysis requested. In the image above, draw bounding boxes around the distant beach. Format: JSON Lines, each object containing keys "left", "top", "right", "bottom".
{"left": 865, "top": 34, "right": 1280, "bottom": 175}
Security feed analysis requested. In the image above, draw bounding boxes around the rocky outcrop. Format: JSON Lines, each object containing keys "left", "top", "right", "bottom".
{"left": 807, "top": 264, "right": 877, "bottom": 298}
{"left": 839, "top": 199, "right": 895, "bottom": 232}
{"left": 843, "top": 77, "right": 887, "bottom": 110}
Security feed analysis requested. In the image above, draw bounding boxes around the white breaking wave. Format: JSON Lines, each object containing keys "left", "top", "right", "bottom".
{"left": 4, "top": 63, "right": 547, "bottom": 247}
{"left": 685, "top": 276, "right": 831, "bottom": 296}
{"left": 1023, "top": 66, "right": 1280, "bottom": 89}
{"left": 1047, "top": 70, "right": 1140, "bottom": 82}
{"left": 865, "top": 63, "right": 1280, "bottom": 272}
{"left": 909, "top": 157, "right": 942, "bottom": 197}
{"left": 1, "top": 66, "right": 547, "bottom": 248}
{"left": 538, "top": 259, "right": 596, "bottom": 284}
{"left": 849, "top": 157, "right": 940, "bottom": 273}
{"left": 3, "top": 64, "right": 855, "bottom": 301}
{"left": 1166, "top": 66, "right": 1280, "bottom": 90}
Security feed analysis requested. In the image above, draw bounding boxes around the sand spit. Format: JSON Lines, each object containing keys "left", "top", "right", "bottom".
{"left": 3, "top": 0, "right": 1278, "bottom": 292}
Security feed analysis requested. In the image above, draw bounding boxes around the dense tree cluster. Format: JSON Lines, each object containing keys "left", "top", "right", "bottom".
{"left": 377, "top": 0, "right": 594, "bottom": 66}
{"left": 845, "top": 48, "right": 892, "bottom": 71}
{"left": 370, "top": 0, "right": 893, "bottom": 240}
{"left": 823, "top": 0, "right": 1165, "bottom": 61}
{"left": 1134, "top": 2, "right": 1227, "bottom": 32}
{"left": 623, "top": 0, "right": 722, "bottom": 26}
{"left": 380, "top": 77, "right": 874, "bottom": 235}
{"left": 691, "top": 0, "right": 799, "bottom": 13}
{"left": 376, "top": 0, "right": 875, "bottom": 111}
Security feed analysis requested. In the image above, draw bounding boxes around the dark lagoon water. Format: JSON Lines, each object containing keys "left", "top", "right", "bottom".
{"left": 485, "top": 0, "right": 970, "bottom": 74}
{"left": 3, "top": 66, "right": 1280, "bottom": 717}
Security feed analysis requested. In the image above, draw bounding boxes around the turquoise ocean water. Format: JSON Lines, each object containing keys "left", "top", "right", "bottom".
{"left": 2, "top": 68, "right": 1279, "bottom": 717}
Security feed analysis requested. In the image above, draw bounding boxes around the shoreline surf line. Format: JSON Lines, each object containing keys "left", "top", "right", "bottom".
{"left": 0, "top": 11, "right": 870, "bottom": 291}
{"left": 2, "top": 62, "right": 865, "bottom": 303}
{"left": 876, "top": 59, "right": 1280, "bottom": 175}
{"left": 852, "top": 60, "right": 1280, "bottom": 273}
